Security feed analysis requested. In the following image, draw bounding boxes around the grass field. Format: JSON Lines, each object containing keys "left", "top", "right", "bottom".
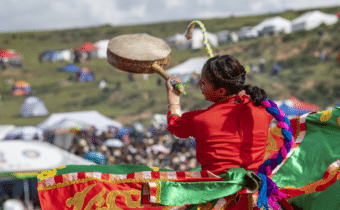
{"left": 0, "top": 5, "right": 340, "bottom": 127}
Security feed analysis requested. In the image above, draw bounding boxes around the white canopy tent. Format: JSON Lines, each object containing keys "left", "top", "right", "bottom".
{"left": 58, "top": 49, "right": 73, "bottom": 61}
{"left": 166, "top": 57, "right": 208, "bottom": 83}
{"left": 43, "top": 118, "right": 94, "bottom": 150}
{"left": 94, "top": 39, "right": 109, "bottom": 58}
{"left": 253, "top": 16, "right": 292, "bottom": 35}
{"left": 166, "top": 33, "right": 190, "bottom": 50}
{"left": 216, "top": 30, "right": 239, "bottom": 44}
{"left": 191, "top": 29, "right": 218, "bottom": 49}
{"left": 46, "top": 118, "right": 92, "bottom": 132}
{"left": 0, "top": 140, "right": 95, "bottom": 173}
{"left": 0, "top": 140, "right": 95, "bottom": 209}
{"left": 4, "top": 126, "right": 44, "bottom": 141}
{"left": 166, "top": 33, "right": 187, "bottom": 44}
{"left": 238, "top": 26, "right": 259, "bottom": 39}
{"left": 292, "top": 10, "right": 338, "bottom": 31}
{"left": 0, "top": 125, "right": 15, "bottom": 140}
{"left": 37, "top": 110, "right": 123, "bottom": 132}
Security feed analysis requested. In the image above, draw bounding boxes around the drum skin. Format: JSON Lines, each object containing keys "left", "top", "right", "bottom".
{"left": 107, "top": 34, "right": 171, "bottom": 74}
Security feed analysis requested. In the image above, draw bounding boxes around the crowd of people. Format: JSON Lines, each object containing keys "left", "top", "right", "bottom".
{"left": 66, "top": 122, "right": 198, "bottom": 172}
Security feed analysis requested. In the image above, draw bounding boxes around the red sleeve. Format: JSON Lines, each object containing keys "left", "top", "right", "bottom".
{"left": 167, "top": 111, "right": 195, "bottom": 139}
{"left": 239, "top": 104, "right": 273, "bottom": 170}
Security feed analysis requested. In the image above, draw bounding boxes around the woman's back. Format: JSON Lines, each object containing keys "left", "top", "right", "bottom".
{"left": 168, "top": 94, "right": 273, "bottom": 175}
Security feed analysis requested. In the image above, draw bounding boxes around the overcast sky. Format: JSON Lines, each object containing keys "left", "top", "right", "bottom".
{"left": 1, "top": 0, "right": 339, "bottom": 32}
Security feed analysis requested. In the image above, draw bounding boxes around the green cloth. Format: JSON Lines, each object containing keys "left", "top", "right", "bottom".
{"left": 0, "top": 172, "right": 37, "bottom": 179}
{"left": 270, "top": 108, "right": 340, "bottom": 210}
{"left": 288, "top": 179, "right": 340, "bottom": 210}
{"left": 148, "top": 167, "right": 260, "bottom": 206}
{"left": 272, "top": 108, "right": 340, "bottom": 188}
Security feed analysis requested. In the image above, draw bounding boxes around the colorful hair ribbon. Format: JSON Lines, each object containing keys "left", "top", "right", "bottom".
{"left": 184, "top": 20, "right": 214, "bottom": 58}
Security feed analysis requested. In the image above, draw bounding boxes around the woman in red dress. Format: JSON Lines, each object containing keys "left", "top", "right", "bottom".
{"left": 166, "top": 54, "right": 273, "bottom": 209}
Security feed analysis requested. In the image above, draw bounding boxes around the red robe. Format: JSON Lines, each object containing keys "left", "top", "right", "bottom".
{"left": 168, "top": 94, "right": 273, "bottom": 175}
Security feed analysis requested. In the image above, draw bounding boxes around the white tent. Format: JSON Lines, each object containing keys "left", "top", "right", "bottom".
{"left": 47, "top": 118, "right": 92, "bottom": 132}
{"left": 4, "top": 126, "right": 44, "bottom": 141}
{"left": 253, "top": 16, "right": 292, "bottom": 35}
{"left": 166, "top": 33, "right": 187, "bottom": 43}
{"left": 44, "top": 118, "right": 93, "bottom": 150}
{"left": 58, "top": 49, "right": 73, "bottom": 61}
{"left": 238, "top": 27, "right": 258, "bottom": 40}
{"left": 216, "top": 30, "right": 239, "bottom": 44}
{"left": 166, "top": 57, "right": 209, "bottom": 83}
{"left": 166, "top": 33, "right": 190, "bottom": 50}
{"left": 37, "top": 110, "right": 123, "bottom": 132}
{"left": 191, "top": 29, "right": 218, "bottom": 49}
{"left": 20, "top": 96, "right": 49, "bottom": 117}
{"left": 94, "top": 39, "right": 110, "bottom": 58}
{"left": 0, "top": 125, "right": 15, "bottom": 140}
{"left": 292, "top": 10, "right": 338, "bottom": 31}
{"left": 0, "top": 140, "right": 95, "bottom": 173}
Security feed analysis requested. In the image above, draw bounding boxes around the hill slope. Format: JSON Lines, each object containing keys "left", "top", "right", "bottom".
{"left": 0, "top": 6, "right": 340, "bottom": 127}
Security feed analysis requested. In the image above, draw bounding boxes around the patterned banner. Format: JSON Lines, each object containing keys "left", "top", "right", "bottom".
{"left": 37, "top": 108, "right": 340, "bottom": 210}
{"left": 37, "top": 165, "right": 220, "bottom": 210}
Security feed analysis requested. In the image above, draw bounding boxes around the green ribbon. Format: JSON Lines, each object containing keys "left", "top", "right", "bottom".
{"left": 149, "top": 167, "right": 261, "bottom": 206}
{"left": 173, "top": 80, "right": 190, "bottom": 95}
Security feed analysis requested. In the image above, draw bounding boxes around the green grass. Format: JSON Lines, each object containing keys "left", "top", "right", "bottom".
{"left": 0, "top": 5, "right": 340, "bottom": 127}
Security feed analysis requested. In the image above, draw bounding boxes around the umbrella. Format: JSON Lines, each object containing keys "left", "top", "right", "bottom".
{"left": 104, "top": 139, "right": 124, "bottom": 148}
{"left": 133, "top": 122, "right": 145, "bottom": 133}
{"left": 150, "top": 144, "right": 169, "bottom": 154}
{"left": 2, "top": 199, "right": 25, "bottom": 210}
{"left": 74, "top": 42, "right": 99, "bottom": 52}
{"left": 83, "top": 151, "right": 105, "bottom": 165}
{"left": 118, "top": 127, "right": 128, "bottom": 137}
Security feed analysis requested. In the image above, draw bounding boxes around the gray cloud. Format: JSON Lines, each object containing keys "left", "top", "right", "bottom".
{"left": 0, "top": 0, "right": 339, "bottom": 32}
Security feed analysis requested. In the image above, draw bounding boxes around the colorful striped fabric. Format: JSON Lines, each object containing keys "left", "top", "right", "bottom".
{"left": 37, "top": 165, "right": 220, "bottom": 210}
{"left": 37, "top": 108, "right": 340, "bottom": 210}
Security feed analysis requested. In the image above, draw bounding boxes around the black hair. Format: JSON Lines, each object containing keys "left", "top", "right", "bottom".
{"left": 204, "top": 55, "right": 267, "bottom": 106}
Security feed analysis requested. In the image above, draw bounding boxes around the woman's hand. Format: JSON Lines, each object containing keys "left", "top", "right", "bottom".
{"left": 166, "top": 77, "right": 181, "bottom": 104}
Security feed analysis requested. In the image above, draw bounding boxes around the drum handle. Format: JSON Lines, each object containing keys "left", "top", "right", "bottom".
{"left": 152, "top": 63, "right": 186, "bottom": 95}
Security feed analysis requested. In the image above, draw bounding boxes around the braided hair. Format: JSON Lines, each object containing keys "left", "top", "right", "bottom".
{"left": 204, "top": 55, "right": 266, "bottom": 106}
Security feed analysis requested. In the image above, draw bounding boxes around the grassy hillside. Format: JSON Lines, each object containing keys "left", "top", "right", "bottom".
{"left": 0, "top": 6, "right": 340, "bottom": 127}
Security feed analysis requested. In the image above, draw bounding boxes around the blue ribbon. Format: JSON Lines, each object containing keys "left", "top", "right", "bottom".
{"left": 257, "top": 172, "right": 270, "bottom": 210}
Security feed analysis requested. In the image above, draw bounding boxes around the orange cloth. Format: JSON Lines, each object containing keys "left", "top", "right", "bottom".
{"left": 167, "top": 94, "right": 273, "bottom": 175}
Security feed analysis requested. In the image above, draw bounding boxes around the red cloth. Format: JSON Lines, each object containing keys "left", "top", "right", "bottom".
{"left": 0, "top": 49, "right": 20, "bottom": 58}
{"left": 168, "top": 94, "right": 273, "bottom": 175}
{"left": 289, "top": 96, "right": 319, "bottom": 111}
